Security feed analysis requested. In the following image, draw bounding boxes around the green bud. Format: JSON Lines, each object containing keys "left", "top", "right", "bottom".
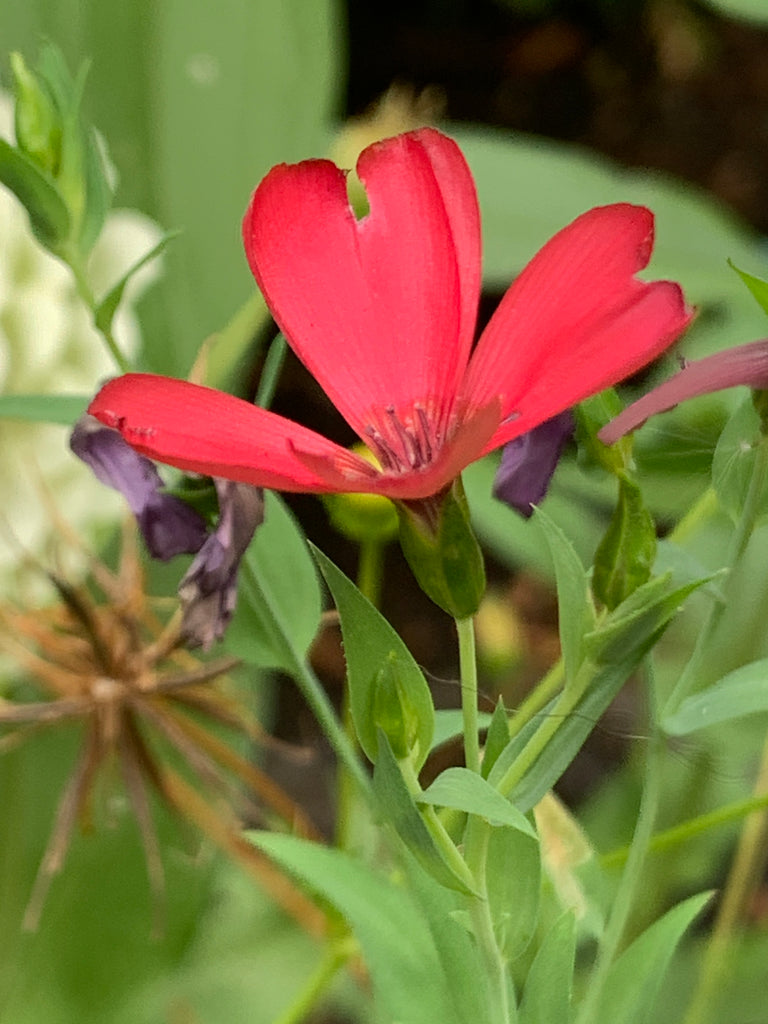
{"left": 372, "top": 653, "right": 421, "bottom": 760}
{"left": 10, "top": 52, "right": 61, "bottom": 174}
{"left": 592, "top": 472, "right": 657, "bottom": 611}
{"left": 576, "top": 389, "right": 634, "bottom": 475}
{"left": 396, "top": 476, "right": 486, "bottom": 618}
{"left": 323, "top": 446, "right": 399, "bottom": 544}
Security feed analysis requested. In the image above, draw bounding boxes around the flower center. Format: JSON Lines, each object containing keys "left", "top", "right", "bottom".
{"left": 364, "top": 404, "right": 443, "bottom": 475}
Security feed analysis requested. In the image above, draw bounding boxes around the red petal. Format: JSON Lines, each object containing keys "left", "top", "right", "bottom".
{"left": 461, "top": 204, "right": 694, "bottom": 448}
{"left": 242, "top": 128, "right": 481, "bottom": 441}
{"left": 88, "top": 375, "right": 378, "bottom": 493}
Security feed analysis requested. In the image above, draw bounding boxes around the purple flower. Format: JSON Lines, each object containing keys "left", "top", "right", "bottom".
{"left": 70, "top": 414, "right": 209, "bottom": 559}
{"left": 599, "top": 339, "right": 768, "bottom": 445}
{"left": 493, "top": 410, "right": 575, "bottom": 518}
{"left": 178, "top": 480, "right": 265, "bottom": 650}
{"left": 71, "top": 415, "right": 264, "bottom": 648}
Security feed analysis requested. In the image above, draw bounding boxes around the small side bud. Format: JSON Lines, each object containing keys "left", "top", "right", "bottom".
{"left": 10, "top": 52, "right": 61, "bottom": 174}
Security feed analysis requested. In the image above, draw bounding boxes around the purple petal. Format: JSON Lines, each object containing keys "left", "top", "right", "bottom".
{"left": 599, "top": 339, "right": 768, "bottom": 445}
{"left": 179, "top": 480, "right": 265, "bottom": 650}
{"left": 493, "top": 410, "right": 575, "bottom": 518}
{"left": 70, "top": 414, "right": 209, "bottom": 560}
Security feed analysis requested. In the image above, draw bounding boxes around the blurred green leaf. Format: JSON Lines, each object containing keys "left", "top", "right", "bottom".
{"left": 533, "top": 508, "right": 595, "bottom": 685}
{"left": 227, "top": 492, "right": 321, "bottom": 672}
{"left": 589, "top": 891, "right": 712, "bottom": 1024}
{"left": 664, "top": 656, "right": 768, "bottom": 735}
{"left": 0, "top": 393, "right": 87, "bottom": 423}
{"left": 431, "top": 708, "right": 493, "bottom": 752}
{"left": 486, "top": 823, "right": 541, "bottom": 961}
{"left": 519, "top": 912, "right": 576, "bottom": 1024}
{"left": 702, "top": 0, "right": 768, "bottom": 24}
{"left": 0, "top": 137, "right": 70, "bottom": 248}
{"left": 712, "top": 398, "right": 768, "bottom": 524}
{"left": 249, "top": 830, "right": 460, "bottom": 1024}
{"left": 418, "top": 767, "right": 538, "bottom": 838}
{"left": 314, "top": 546, "right": 434, "bottom": 770}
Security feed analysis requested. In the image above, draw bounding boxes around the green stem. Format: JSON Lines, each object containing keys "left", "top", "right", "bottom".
{"left": 69, "top": 254, "right": 131, "bottom": 374}
{"left": 255, "top": 333, "right": 288, "bottom": 408}
{"left": 464, "top": 818, "right": 514, "bottom": 1024}
{"left": 575, "top": 658, "right": 662, "bottom": 1024}
{"left": 601, "top": 790, "right": 768, "bottom": 870}
{"left": 507, "top": 658, "right": 565, "bottom": 742}
{"left": 666, "top": 436, "right": 768, "bottom": 716}
{"left": 456, "top": 616, "right": 480, "bottom": 774}
{"left": 357, "top": 540, "right": 385, "bottom": 609}
{"left": 682, "top": 729, "right": 768, "bottom": 1024}
{"left": 273, "top": 937, "right": 356, "bottom": 1024}
{"left": 291, "top": 656, "right": 372, "bottom": 805}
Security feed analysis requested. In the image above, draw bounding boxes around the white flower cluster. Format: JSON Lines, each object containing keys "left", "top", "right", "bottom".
{"left": 0, "top": 91, "right": 162, "bottom": 587}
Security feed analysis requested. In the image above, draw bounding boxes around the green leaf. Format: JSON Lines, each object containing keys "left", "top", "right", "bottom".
{"left": 592, "top": 474, "right": 657, "bottom": 611}
{"left": 519, "top": 912, "right": 577, "bottom": 1024}
{"left": 226, "top": 492, "right": 321, "bottom": 672}
{"left": 0, "top": 393, "right": 88, "bottom": 425}
{"left": 373, "top": 732, "right": 476, "bottom": 896}
{"left": 664, "top": 656, "right": 768, "bottom": 735}
{"left": 712, "top": 398, "right": 768, "bottom": 524}
{"left": 248, "top": 831, "right": 457, "bottom": 1024}
{"left": 590, "top": 891, "right": 712, "bottom": 1024}
{"left": 481, "top": 696, "right": 510, "bottom": 779}
{"left": 533, "top": 508, "right": 595, "bottom": 685}
{"left": 399, "top": 847, "right": 493, "bottom": 1024}
{"left": 432, "top": 709, "right": 494, "bottom": 752}
{"left": 584, "top": 573, "right": 715, "bottom": 667}
{"left": 418, "top": 767, "right": 538, "bottom": 838}
{"left": 729, "top": 259, "right": 768, "bottom": 317}
{"left": 0, "top": 137, "right": 70, "bottom": 249}
{"left": 313, "top": 546, "right": 434, "bottom": 769}
{"left": 486, "top": 824, "right": 541, "bottom": 961}
{"left": 76, "top": 123, "right": 113, "bottom": 255}
{"left": 94, "top": 231, "right": 179, "bottom": 337}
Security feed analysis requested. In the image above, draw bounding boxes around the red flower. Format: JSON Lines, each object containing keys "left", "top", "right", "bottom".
{"left": 89, "top": 129, "right": 692, "bottom": 502}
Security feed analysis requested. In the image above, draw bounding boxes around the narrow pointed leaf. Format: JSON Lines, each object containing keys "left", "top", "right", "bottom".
{"left": 0, "top": 394, "right": 88, "bottom": 424}
{"left": 590, "top": 891, "right": 712, "bottom": 1024}
{"left": 519, "top": 912, "right": 577, "bottom": 1024}
{"left": 664, "top": 656, "right": 768, "bottom": 735}
{"left": 0, "top": 138, "right": 70, "bottom": 248}
{"left": 95, "top": 232, "right": 179, "bottom": 336}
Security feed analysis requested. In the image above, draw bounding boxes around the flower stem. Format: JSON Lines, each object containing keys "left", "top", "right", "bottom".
{"left": 464, "top": 818, "right": 514, "bottom": 1024}
{"left": 69, "top": 253, "right": 131, "bottom": 374}
{"left": 575, "top": 658, "right": 662, "bottom": 1024}
{"left": 682, "top": 729, "right": 768, "bottom": 1024}
{"left": 601, "top": 790, "right": 768, "bottom": 870}
{"left": 273, "top": 936, "right": 356, "bottom": 1024}
{"left": 456, "top": 616, "right": 480, "bottom": 774}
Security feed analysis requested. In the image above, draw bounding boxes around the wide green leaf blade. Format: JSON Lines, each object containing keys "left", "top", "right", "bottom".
{"left": 519, "top": 912, "right": 577, "bottom": 1024}
{"left": 249, "top": 831, "right": 457, "bottom": 1024}
{"left": 313, "top": 546, "right": 434, "bottom": 769}
{"left": 590, "top": 891, "right": 712, "bottom": 1024}
{"left": 664, "top": 656, "right": 768, "bottom": 735}
{"left": 0, "top": 394, "right": 88, "bottom": 424}
{"left": 418, "top": 767, "right": 537, "bottom": 838}
{"left": 226, "top": 492, "right": 321, "bottom": 672}
{"left": 486, "top": 823, "right": 541, "bottom": 961}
